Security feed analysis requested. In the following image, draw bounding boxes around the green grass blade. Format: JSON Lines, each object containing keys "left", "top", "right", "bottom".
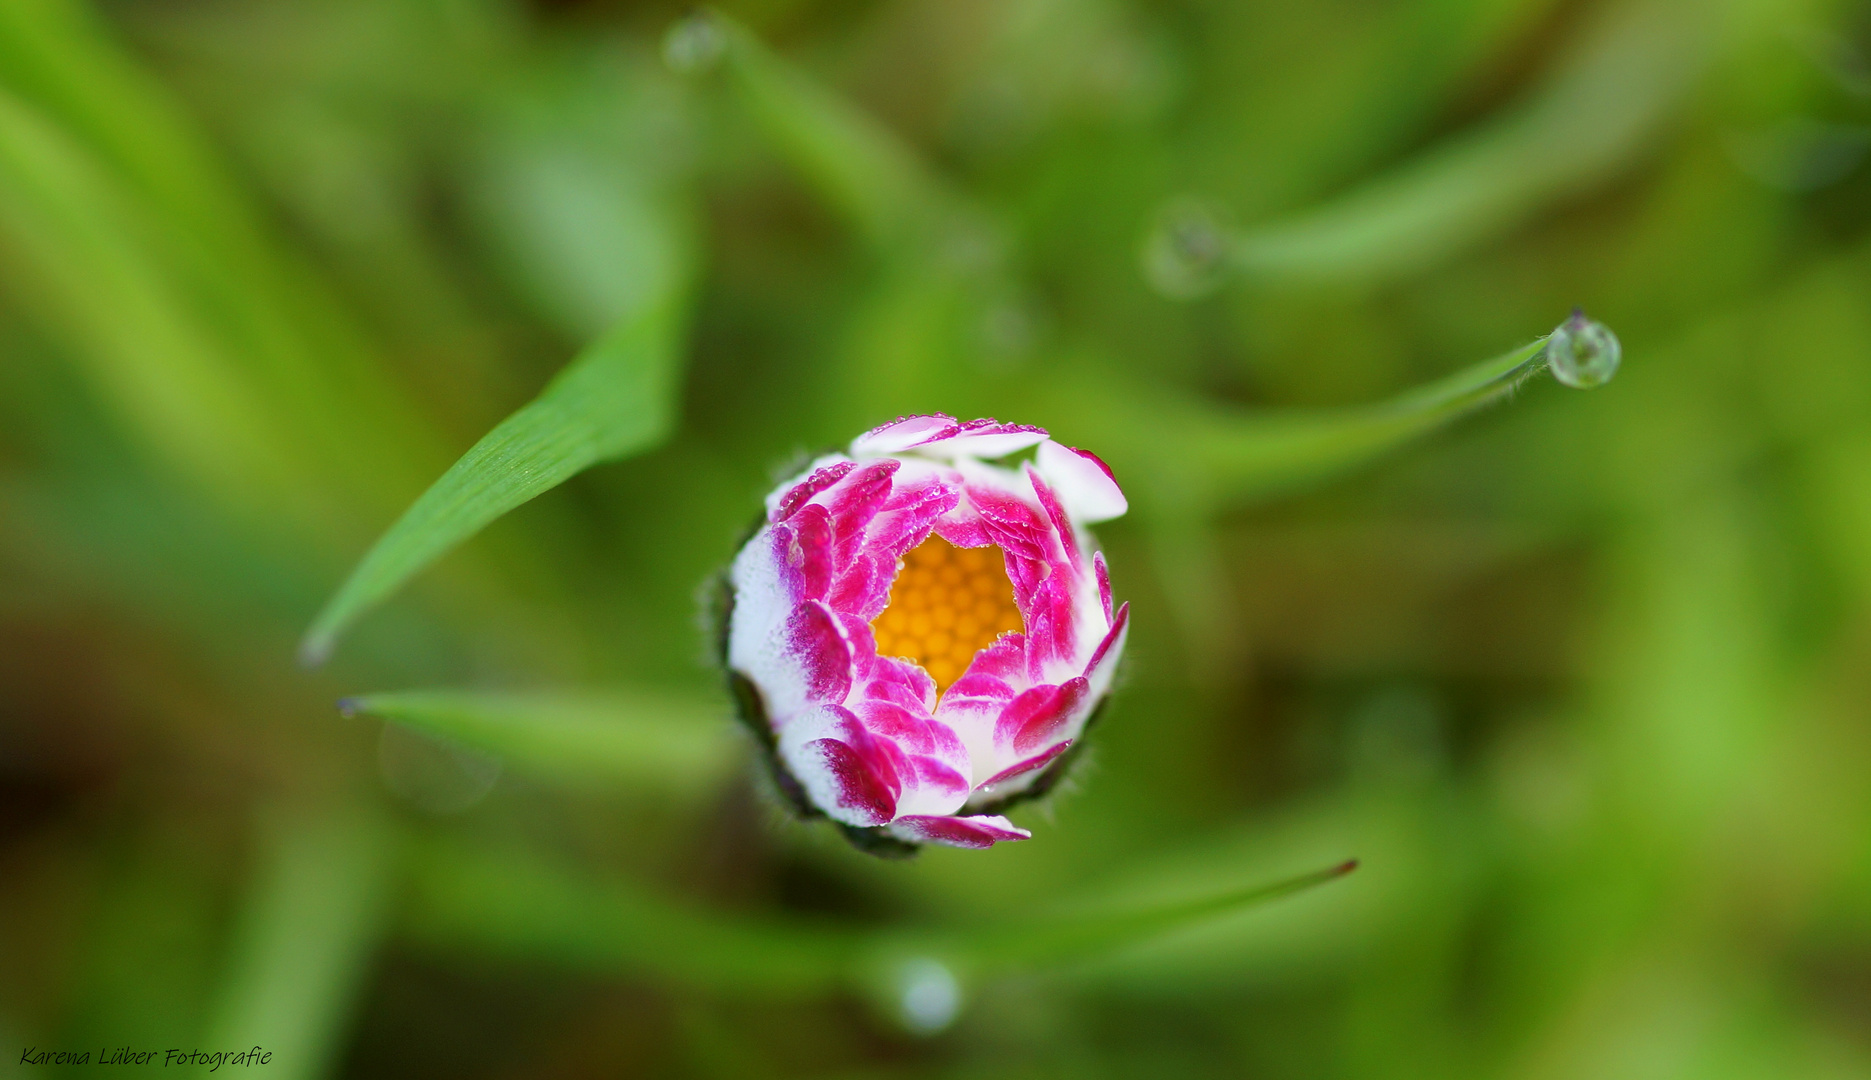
{"left": 0, "top": 0, "right": 452, "bottom": 525}
{"left": 0, "top": 0, "right": 271, "bottom": 267}
{"left": 300, "top": 275, "right": 693, "bottom": 665}
{"left": 338, "top": 688, "right": 737, "bottom": 790}
{"left": 1052, "top": 336, "right": 1555, "bottom": 512}
{"left": 403, "top": 837, "right": 1352, "bottom": 998}
{"left": 1229, "top": 0, "right": 1708, "bottom": 286}
{"left": 201, "top": 799, "right": 397, "bottom": 1080}
{"left": 402, "top": 835, "right": 860, "bottom": 994}
{"left": 935, "top": 860, "right": 1360, "bottom": 976}
{"left": 705, "top": 11, "right": 945, "bottom": 249}
{"left": 0, "top": 86, "right": 305, "bottom": 507}
{"left": 1193, "top": 337, "right": 1553, "bottom": 498}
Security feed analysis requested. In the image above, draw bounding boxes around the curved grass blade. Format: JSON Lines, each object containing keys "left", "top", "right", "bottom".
{"left": 338, "top": 688, "right": 737, "bottom": 790}
{"left": 1194, "top": 337, "right": 1553, "bottom": 499}
{"left": 0, "top": 0, "right": 453, "bottom": 525}
{"left": 1051, "top": 335, "right": 1554, "bottom": 512}
{"left": 403, "top": 833, "right": 1354, "bottom": 997}
{"left": 931, "top": 859, "right": 1360, "bottom": 977}
{"left": 0, "top": 0, "right": 271, "bottom": 266}
{"left": 1227, "top": 0, "right": 1709, "bottom": 287}
{"left": 0, "top": 86, "right": 306, "bottom": 510}
{"left": 703, "top": 11, "right": 944, "bottom": 249}
{"left": 201, "top": 799, "right": 397, "bottom": 1080}
{"left": 300, "top": 257, "right": 693, "bottom": 666}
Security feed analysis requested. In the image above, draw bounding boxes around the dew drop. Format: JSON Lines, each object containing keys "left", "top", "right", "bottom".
{"left": 893, "top": 957, "right": 962, "bottom": 1035}
{"left": 1141, "top": 197, "right": 1233, "bottom": 300}
{"left": 662, "top": 13, "right": 725, "bottom": 74}
{"left": 1545, "top": 310, "right": 1621, "bottom": 389}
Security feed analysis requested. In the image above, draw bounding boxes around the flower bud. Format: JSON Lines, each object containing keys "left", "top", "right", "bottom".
{"left": 723, "top": 416, "right": 1129, "bottom": 852}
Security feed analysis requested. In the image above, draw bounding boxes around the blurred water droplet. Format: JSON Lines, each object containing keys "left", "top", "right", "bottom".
{"left": 1545, "top": 311, "right": 1620, "bottom": 389}
{"left": 663, "top": 13, "right": 724, "bottom": 74}
{"left": 378, "top": 724, "right": 501, "bottom": 815}
{"left": 1141, "top": 197, "right": 1233, "bottom": 299}
{"left": 894, "top": 957, "right": 961, "bottom": 1035}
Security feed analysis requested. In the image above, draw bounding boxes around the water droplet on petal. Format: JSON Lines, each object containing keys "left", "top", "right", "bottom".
{"left": 1545, "top": 311, "right": 1621, "bottom": 389}
{"left": 663, "top": 13, "right": 725, "bottom": 74}
{"left": 1141, "top": 197, "right": 1233, "bottom": 300}
{"left": 893, "top": 957, "right": 962, "bottom": 1035}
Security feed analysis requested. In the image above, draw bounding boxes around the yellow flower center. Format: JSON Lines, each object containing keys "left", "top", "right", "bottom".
{"left": 872, "top": 535, "right": 1023, "bottom": 691}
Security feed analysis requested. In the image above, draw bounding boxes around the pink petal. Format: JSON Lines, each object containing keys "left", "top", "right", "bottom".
{"left": 799, "top": 736, "right": 899, "bottom": 826}
{"left": 868, "top": 478, "right": 959, "bottom": 562}
{"left": 917, "top": 419, "right": 1049, "bottom": 460}
{"left": 889, "top": 814, "right": 1031, "bottom": 849}
{"left": 827, "top": 551, "right": 891, "bottom": 619}
{"left": 1026, "top": 464, "right": 1082, "bottom": 575}
{"left": 826, "top": 460, "right": 900, "bottom": 564}
{"left": 773, "top": 504, "right": 833, "bottom": 602}
{"left": 896, "top": 756, "right": 973, "bottom": 815}
{"left": 863, "top": 654, "right": 939, "bottom": 713}
{"left": 852, "top": 698, "right": 942, "bottom": 754}
{"left": 957, "top": 630, "right": 1026, "bottom": 684}
{"left": 933, "top": 633, "right": 1023, "bottom": 750}
{"left": 977, "top": 739, "right": 1072, "bottom": 788}
{"left": 1035, "top": 441, "right": 1127, "bottom": 524}
{"left": 780, "top": 702, "right": 906, "bottom": 827}
{"left": 833, "top": 609, "right": 881, "bottom": 682}
{"left": 1094, "top": 551, "right": 1113, "bottom": 623}
{"left": 995, "top": 677, "right": 1090, "bottom": 757}
{"left": 786, "top": 600, "right": 854, "bottom": 704}
{"left": 933, "top": 515, "right": 994, "bottom": 550}
{"left": 969, "top": 486, "right": 1049, "bottom": 562}
{"left": 1016, "top": 570, "right": 1078, "bottom": 682}
{"left": 925, "top": 631, "right": 1022, "bottom": 785}
{"left": 772, "top": 460, "right": 856, "bottom": 522}
{"left": 1083, "top": 602, "right": 1129, "bottom": 684}
{"left": 852, "top": 414, "right": 960, "bottom": 455}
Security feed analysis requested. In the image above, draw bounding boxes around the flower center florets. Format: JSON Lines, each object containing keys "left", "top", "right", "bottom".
{"left": 871, "top": 535, "right": 1023, "bottom": 692}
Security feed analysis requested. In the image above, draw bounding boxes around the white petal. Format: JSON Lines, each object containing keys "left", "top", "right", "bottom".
{"left": 1035, "top": 440, "right": 1127, "bottom": 523}
{"left": 851, "top": 414, "right": 958, "bottom": 455}
{"left": 918, "top": 429, "right": 1049, "bottom": 460}
{"left": 727, "top": 526, "right": 799, "bottom": 724}
{"left": 887, "top": 814, "right": 1031, "bottom": 848}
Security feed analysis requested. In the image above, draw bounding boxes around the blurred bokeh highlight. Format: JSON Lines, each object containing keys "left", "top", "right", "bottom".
{"left": 5, "top": 0, "right": 1871, "bottom": 1076}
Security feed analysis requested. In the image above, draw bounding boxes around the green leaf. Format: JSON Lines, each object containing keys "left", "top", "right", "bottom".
{"left": 201, "top": 799, "right": 398, "bottom": 1080}
{"left": 337, "top": 688, "right": 738, "bottom": 790}
{"left": 300, "top": 253, "right": 693, "bottom": 665}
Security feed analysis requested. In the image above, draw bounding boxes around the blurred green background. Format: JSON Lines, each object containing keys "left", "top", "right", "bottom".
{"left": 6, "top": 0, "right": 1871, "bottom": 1076}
